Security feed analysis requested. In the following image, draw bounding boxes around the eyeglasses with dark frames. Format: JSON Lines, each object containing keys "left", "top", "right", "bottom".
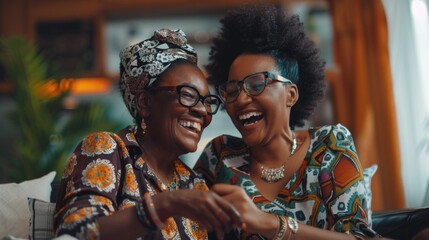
{"left": 149, "top": 85, "right": 221, "bottom": 115}
{"left": 216, "top": 71, "right": 293, "bottom": 103}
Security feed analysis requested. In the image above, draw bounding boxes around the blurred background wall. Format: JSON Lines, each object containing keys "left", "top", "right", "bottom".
{"left": 0, "top": 0, "right": 428, "bottom": 212}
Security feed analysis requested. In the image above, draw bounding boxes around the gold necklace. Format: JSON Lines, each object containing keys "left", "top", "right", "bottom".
{"left": 254, "top": 134, "right": 297, "bottom": 183}
{"left": 146, "top": 164, "right": 179, "bottom": 191}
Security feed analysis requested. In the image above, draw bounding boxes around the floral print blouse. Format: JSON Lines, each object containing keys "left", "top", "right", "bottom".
{"left": 54, "top": 125, "right": 209, "bottom": 240}
{"left": 195, "top": 124, "right": 379, "bottom": 239}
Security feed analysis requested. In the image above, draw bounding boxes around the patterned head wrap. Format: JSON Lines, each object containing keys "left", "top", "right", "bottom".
{"left": 119, "top": 28, "right": 198, "bottom": 119}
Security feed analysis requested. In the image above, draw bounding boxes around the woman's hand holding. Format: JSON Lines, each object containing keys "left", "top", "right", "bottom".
{"left": 211, "top": 184, "right": 278, "bottom": 239}
{"left": 153, "top": 189, "right": 244, "bottom": 239}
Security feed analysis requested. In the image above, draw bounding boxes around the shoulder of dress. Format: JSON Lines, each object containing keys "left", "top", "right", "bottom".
{"left": 308, "top": 124, "right": 358, "bottom": 161}
{"left": 310, "top": 124, "right": 353, "bottom": 142}
{"left": 199, "top": 135, "right": 248, "bottom": 167}
{"left": 217, "top": 134, "right": 246, "bottom": 150}
{"left": 81, "top": 131, "right": 117, "bottom": 144}
{"left": 78, "top": 131, "right": 120, "bottom": 157}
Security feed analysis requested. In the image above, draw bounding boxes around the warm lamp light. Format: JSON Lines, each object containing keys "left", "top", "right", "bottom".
{"left": 36, "top": 77, "right": 112, "bottom": 98}
{"left": 69, "top": 78, "right": 112, "bottom": 95}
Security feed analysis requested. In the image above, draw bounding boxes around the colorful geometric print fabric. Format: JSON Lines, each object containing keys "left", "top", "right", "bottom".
{"left": 196, "top": 124, "right": 380, "bottom": 239}
{"left": 54, "top": 125, "right": 209, "bottom": 240}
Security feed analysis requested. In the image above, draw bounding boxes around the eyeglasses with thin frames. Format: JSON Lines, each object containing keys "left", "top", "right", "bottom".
{"left": 149, "top": 85, "right": 221, "bottom": 115}
{"left": 216, "top": 71, "right": 293, "bottom": 103}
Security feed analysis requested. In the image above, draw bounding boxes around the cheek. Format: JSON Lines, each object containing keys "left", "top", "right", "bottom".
{"left": 203, "top": 115, "right": 213, "bottom": 128}
{"left": 225, "top": 105, "right": 235, "bottom": 119}
{"left": 154, "top": 105, "right": 182, "bottom": 127}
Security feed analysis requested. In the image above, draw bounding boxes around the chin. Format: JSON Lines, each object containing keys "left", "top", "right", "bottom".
{"left": 178, "top": 141, "right": 199, "bottom": 154}
{"left": 241, "top": 132, "right": 265, "bottom": 148}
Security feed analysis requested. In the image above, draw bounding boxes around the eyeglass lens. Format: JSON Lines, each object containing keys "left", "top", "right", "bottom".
{"left": 220, "top": 73, "right": 267, "bottom": 102}
{"left": 178, "top": 86, "right": 220, "bottom": 114}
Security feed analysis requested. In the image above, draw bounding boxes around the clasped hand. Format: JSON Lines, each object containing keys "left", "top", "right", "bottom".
{"left": 211, "top": 184, "right": 278, "bottom": 239}
{"left": 153, "top": 188, "right": 245, "bottom": 239}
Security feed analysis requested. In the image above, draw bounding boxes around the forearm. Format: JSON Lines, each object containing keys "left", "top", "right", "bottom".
{"left": 250, "top": 214, "right": 356, "bottom": 240}
{"left": 98, "top": 207, "right": 149, "bottom": 240}
{"left": 251, "top": 212, "right": 279, "bottom": 239}
{"left": 98, "top": 192, "right": 178, "bottom": 240}
{"left": 292, "top": 224, "right": 356, "bottom": 240}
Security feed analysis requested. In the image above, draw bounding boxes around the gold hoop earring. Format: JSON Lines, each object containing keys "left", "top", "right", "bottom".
{"left": 141, "top": 118, "right": 147, "bottom": 135}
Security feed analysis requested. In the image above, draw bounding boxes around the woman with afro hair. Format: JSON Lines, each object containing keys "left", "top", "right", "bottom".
{"left": 194, "top": 4, "right": 383, "bottom": 240}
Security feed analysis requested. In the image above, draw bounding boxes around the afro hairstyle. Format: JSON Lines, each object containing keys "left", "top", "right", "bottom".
{"left": 206, "top": 3, "right": 326, "bottom": 128}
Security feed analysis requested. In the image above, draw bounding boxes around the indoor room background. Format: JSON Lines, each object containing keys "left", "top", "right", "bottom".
{"left": 0, "top": 0, "right": 428, "bottom": 213}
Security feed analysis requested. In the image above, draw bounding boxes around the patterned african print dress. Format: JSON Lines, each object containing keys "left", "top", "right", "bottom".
{"left": 54, "top": 125, "right": 208, "bottom": 240}
{"left": 195, "top": 124, "right": 379, "bottom": 239}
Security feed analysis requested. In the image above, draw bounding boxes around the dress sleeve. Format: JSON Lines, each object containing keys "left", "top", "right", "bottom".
{"left": 54, "top": 132, "right": 123, "bottom": 239}
{"left": 194, "top": 136, "right": 223, "bottom": 187}
{"left": 319, "top": 124, "right": 380, "bottom": 238}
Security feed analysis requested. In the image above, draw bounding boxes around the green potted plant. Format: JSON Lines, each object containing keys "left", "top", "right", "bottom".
{"left": 0, "top": 37, "right": 122, "bottom": 182}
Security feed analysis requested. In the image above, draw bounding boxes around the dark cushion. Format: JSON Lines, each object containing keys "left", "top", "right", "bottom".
{"left": 372, "top": 207, "right": 429, "bottom": 240}
{"left": 50, "top": 182, "right": 61, "bottom": 203}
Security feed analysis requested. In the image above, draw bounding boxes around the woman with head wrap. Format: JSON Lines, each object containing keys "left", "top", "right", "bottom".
{"left": 194, "top": 4, "right": 384, "bottom": 240}
{"left": 54, "top": 29, "right": 243, "bottom": 240}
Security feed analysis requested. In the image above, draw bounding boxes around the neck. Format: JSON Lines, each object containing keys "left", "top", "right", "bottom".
{"left": 249, "top": 130, "right": 296, "bottom": 167}
{"left": 135, "top": 132, "right": 177, "bottom": 179}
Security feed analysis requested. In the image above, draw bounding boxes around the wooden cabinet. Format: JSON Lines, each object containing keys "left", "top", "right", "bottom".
{"left": 0, "top": 0, "right": 283, "bottom": 80}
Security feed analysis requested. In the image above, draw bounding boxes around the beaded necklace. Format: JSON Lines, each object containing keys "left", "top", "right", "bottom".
{"left": 254, "top": 134, "right": 297, "bottom": 183}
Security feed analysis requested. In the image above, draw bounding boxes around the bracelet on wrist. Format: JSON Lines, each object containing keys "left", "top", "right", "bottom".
{"left": 273, "top": 215, "right": 287, "bottom": 240}
{"left": 135, "top": 199, "right": 157, "bottom": 230}
{"left": 286, "top": 217, "right": 298, "bottom": 240}
{"left": 144, "top": 192, "right": 167, "bottom": 229}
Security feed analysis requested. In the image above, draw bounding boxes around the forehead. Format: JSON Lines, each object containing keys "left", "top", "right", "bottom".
{"left": 228, "top": 54, "right": 278, "bottom": 80}
{"left": 158, "top": 63, "right": 208, "bottom": 93}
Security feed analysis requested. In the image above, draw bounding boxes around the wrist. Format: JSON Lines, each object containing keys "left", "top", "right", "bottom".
{"left": 151, "top": 192, "right": 172, "bottom": 222}
{"left": 257, "top": 212, "right": 279, "bottom": 239}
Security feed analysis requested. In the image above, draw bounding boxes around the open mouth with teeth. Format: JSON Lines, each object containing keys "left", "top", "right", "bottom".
{"left": 238, "top": 111, "right": 264, "bottom": 126}
{"left": 179, "top": 120, "right": 202, "bottom": 133}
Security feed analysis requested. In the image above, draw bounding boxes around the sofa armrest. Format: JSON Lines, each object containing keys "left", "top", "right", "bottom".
{"left": 372, "top": 207, "right": 429, "bottom": 240}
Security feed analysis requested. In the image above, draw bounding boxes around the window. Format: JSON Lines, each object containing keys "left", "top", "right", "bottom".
{"left": 383, "top": 0, "right": 429, "bottom": 207}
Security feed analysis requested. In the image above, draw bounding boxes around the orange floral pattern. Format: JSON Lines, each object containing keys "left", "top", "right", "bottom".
{"left": 135, "top": 156, "right": 144, "bottom": 169}
{"left": 63, "top": 207, "right": 98, "bottom": 230}
{"left": 126, "top": 132, "right": 137, "bottom": 143}
{"left": 81, "top": 132, "right": 116, "bottom": 157}
{"left": 89, "top": 195, "right": 114, "bottom": 212}
{"left": 84, "top": 222, "right": 100, "bottom": 240}
{"left": 161, "top": 217, "right": 179, "bottom": 239}
{"left": 193, "top": 179, "right": 209, "bottom": 191}
{"left": 65, "top": 180, "right": 77, "bottom": 199}
{"left": 176, "top": 160, "right": 191, "bottom": 181}
{"left": 111, "top": 133, "right": 130, "bottom": 158}
{"left": 55, "top": 126, "right": 209, "bottom": 239}
{"left": 63, "top": 154, "right": 77, "bottom": 179}
{"left": 118, "top": 199, "right": 135, "bottom": 210}
{"left": 123, "top": 164, "right": 139, "bottom": 196}
{"left": 183, "top": 218, "right": 207, "bottom": 240}
{"left": 82, "top": 158, "right": 116, "bottom": 192}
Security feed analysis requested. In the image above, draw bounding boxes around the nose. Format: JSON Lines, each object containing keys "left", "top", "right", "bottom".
{"left": 189, "top": 100, "right": 209, "bottom": 116}
{"left": 189, "top": 101, "right": 212, "bottom": 126}
{"left": 235, "top": 85, "right": 252, "bottom": 104}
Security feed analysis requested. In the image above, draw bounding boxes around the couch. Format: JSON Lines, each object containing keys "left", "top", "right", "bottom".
{"left": 372, "top": 207, "right": 429, "bottom": 240}
{"left": 47, "top": 174, "right": 429, "bottom": 240}
{"left": 1, "top": 171, "right": 429, "bottom": 240}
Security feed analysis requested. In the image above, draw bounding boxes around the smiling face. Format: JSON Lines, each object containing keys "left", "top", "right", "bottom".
{"left": 226, "top": 53, "right": 297, "bottom": 147}
{"left": 140, "top": 62, "right": 212, "bottom": 155}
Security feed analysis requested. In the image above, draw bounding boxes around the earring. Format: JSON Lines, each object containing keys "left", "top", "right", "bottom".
{"left": 141, "top": 118, "right": 147, "bottom": 135}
